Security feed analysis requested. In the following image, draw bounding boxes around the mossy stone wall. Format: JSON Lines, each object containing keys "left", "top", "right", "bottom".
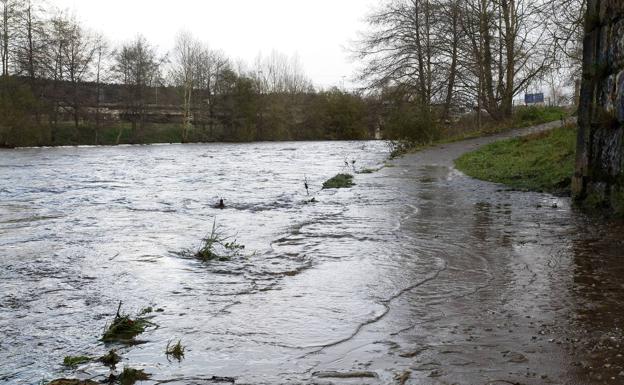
{"left": 573, "top": 0, "right": 624, "bottom": 213}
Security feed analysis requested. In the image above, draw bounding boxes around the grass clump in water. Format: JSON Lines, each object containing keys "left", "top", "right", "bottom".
{"left": 165, "top": 339, "right": 186, "bottom": 361}
{"left": 98, "top": 349, "right": 121, "bottom": 368}
{"left": 194, "top": 220, "right": 245, "bottom": 262}
{"left": 118, "top": 367, "right": 150, "bottom": 385}
{"left": 454, "top": 124, "right": 576, "bottom": 195}
{"left": 102, "top": 302, "right": 153, "bottom": 343}
{"left": 62, "top": 356, "right": 90, "bottom": 368}
{"left": 357, "top": 167, "right": 379, "bottom": 174}
{"left": 48, "top": 380, "right": 99, "bottom": 385}
{"left": 322, "top": 173, "right": 355, "bottom": 189}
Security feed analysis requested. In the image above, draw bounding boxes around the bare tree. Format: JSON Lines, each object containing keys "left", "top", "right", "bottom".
{"left": 112, "top": 35, "right": 163, "bottom": 142}
{"left": 354, "top": 0, "right": 438, "bottom": 106}
{"left": 170, "top": 31, "right": 201, "bottom": 141}
{"left": 252, "top": 50, "right": 312, "bottom": 94}
{"left": 194, "top": 45, "right": 230, "bottom": 137}
{"left": 62, "top": 17, "right": 96, "bottom": 129}
{"left": 15, "top": 0, "right": 46, "bottom": 81}
{"left": 45, "top": 10, "right": 70, "bottom": 132}
{"left": 0, "top": 0, "right": 20, "bottom": 76}
{"left": 356, "top": 0, "right": 556, "bottom": 122}
{"left": 92, "top": 33, "right": 109, "bottom": 143}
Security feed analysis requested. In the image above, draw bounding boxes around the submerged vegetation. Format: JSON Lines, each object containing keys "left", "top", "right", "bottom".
{"left": 102, "top": 302, "right": 154, "bottom": 343}
{"left": 48, "top": 380, "right": 98, "bottom": 385}
{"left": 194, "top": 221, "right": 245, "bottom": 262}
{"left": 99, "top": 349, "right": 121, "bottom": 368}
{"left": 322, "top": 174, "right": 355, "bottom": 189}
{"left": 118, "top": 367, "right": 150, "bottom": 385}
{"left": 62, "top": 356, "right": 91, "bottom": 368}
{"left": 165, "top": 340, "right": 186, "bottom": 361}
{"left": 455, "top": 124, "right": 577, "bottom": 195}
{"left": 357, "top": 167, "right": 380, "bottom": 174}
{"left": 193, "top": 220, "right": 245, "bottom": 262}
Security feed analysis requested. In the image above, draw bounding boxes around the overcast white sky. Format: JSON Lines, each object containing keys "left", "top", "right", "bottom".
{"left": 48, "top": 0, "right": 377, "bottom": 89}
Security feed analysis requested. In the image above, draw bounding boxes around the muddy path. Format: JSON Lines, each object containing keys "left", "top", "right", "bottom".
{"left": 1, "top": 124, "right": 623, "bottom": 385}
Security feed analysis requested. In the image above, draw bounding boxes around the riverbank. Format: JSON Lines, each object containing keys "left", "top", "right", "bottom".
{"left": 454, "top": 123, "right": 577, "bottom": 196}
{"left": 390, "top": 106, "right": 569, "bottom": 158}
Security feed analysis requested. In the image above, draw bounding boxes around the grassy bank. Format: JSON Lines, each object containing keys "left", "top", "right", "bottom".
{"left": 391, "top": 106, "right": 569, "bottom": 158}
{"left": 454, "top": 124, "right": 577, "bottom": 196}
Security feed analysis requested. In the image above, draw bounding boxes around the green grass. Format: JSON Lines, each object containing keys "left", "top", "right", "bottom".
{"left": 118, "top": 367, "right": 150, "bottom": 385}
{"left": 47, "top": 380, "right": 99, "bottom": 385}
{"left": 193, "top": 220, "right": 245, "bottom": 262}
{"left": 511, "top": 106, "right": 567, "bottom": 128}
{"left": 102, "top": 303, "right": 154, "bottom": 343}
{"left": 165, "top": 339, "right": 186, "bottom": 361}
{"left": 62, "top": 355, "right": 90, "bottom": 368}
{"left": 322, "top": 173, "right": 355, "bottom": 189}
{"left": 391, "top": 106, "right": 569, "bottom": 159}
{"left": 454, "top": 124, "right": 577, "bottom": 195}
{"left": 98, "top": 349, "right": 121, "bottom": 368}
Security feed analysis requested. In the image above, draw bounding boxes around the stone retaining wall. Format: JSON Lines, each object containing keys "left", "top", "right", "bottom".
{"left": 573, "top": 0, "right": 624, "bottom": 213}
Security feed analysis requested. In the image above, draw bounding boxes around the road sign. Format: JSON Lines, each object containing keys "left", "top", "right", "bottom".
{"left": 525, "top": 93, "right": 545, "bottom": 104}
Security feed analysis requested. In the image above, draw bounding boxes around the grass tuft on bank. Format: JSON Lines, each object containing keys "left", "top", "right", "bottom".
{"left": 454, "top": 124, "right": 577, "bottom": 195}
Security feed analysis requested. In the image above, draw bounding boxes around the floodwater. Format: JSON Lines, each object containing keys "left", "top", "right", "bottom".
{"left": 1, "top": 128, "right": 623, "bottom": 385}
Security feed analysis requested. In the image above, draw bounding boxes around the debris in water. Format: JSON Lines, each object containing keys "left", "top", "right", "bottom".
{"left": 395, "top": 370, "right": 411, "bottom": 385}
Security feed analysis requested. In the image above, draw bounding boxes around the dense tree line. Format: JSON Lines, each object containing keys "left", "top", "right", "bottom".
{"left": 0, "top": 0, "right": 583, "bottom": 147}
{"left": 0, "top": 1, "right": 375, "bottom": 147}
{"left": 354, "top": 0, "right": 585, "bottom": 142}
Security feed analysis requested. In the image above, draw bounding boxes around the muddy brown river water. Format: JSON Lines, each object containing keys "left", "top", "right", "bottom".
{"left": 1, "top": 124, "right": 624, "bottom": 385}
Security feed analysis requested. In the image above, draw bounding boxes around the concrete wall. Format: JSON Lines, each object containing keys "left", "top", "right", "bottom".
{"left": 573, "top": 0, "right": 624, "bottom": 213}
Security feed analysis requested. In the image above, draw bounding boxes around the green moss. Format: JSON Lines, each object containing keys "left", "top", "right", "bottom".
{"left": 584, "top": 191, "right": 607, "bottom": 209}
{"left": 48, "top": 380, "right": 99, "bottom": 385}
{"left": 118, "top": 367, "right": 150, "bottom": 385}
{"left": 62, "top": 356, "right": 91, "bottom": 368}
{"left": 455, "top": 124, "right": 577, "bottom": 195}
{"left": 322, "top": 173, "right": 355, "bottom": 189}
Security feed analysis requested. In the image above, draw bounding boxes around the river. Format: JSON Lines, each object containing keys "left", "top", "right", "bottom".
{"left": 1, "top": 130, "right": 623, "bottom": 384}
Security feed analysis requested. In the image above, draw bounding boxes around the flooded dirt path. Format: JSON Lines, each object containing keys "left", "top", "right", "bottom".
{"left": 1, "top": 125, "right": 623, "bottom": 384}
